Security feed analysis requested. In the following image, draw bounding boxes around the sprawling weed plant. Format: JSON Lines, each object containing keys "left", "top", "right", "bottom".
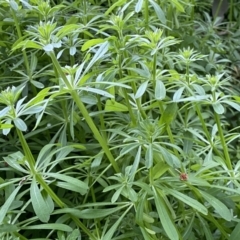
{"left": 1, "top": 0, "right": 240, "bottom": 239}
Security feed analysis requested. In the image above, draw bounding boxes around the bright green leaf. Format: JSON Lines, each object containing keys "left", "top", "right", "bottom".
{"left": 81, "top": 39, "right": 105, "bottom": 51}
{"left": 105, "top": 99, "right": 128, "bottom": 112}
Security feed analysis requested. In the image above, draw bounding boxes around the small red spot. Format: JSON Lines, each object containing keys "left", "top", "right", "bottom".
{"left": 180, "top": 173, "right": 188, "bottom": 181}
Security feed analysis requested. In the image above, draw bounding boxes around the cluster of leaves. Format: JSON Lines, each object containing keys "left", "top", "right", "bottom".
{"left": 1, "top": 0, "right": 240, "bottom": 239}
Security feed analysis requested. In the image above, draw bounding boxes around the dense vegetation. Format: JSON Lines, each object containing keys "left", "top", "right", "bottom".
{"left": 1, "top": 0, "right": 240, "bottom": 239}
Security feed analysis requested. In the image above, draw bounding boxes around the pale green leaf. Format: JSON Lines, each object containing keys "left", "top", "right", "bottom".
{"left": 149, "top": 0, "right": 166, "bottom": 24}
{"left": 135, "top": 81, "right": 149, "bottom": 99}
{"left": 0, "top": 185, "right": 21, "bottom": 224}
{"left": 155, "top": 79, "right": 166, "bottom": 100}
{"left": 46, "top": 172, "right": 88, "bottom": 195}
{"left": 153, "top": 187, "right": 179, "bottom": 240}
{"left": 22, "top": 223, "right": 72, "bottom": 232}
{"left": 212, "top": 102, "right": 224, "bottom": 114}
{"left": 135, "top": 0, "right": 143, "bottom": 12}
{"left": 199, "top": 190, "right": 232, "bottom": 221}
{"left": 13, "top": 118, "right": 27, "bottom": 131}
{"left": 30, "top": 178, "right": 51, "bottom": 223}
{"left": 166, "top": 188, "right": 208, "bottom": 215}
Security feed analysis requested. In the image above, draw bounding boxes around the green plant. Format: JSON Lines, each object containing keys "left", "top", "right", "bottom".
{"left": 1, "top": 0, "right": 240, "bottom": 239}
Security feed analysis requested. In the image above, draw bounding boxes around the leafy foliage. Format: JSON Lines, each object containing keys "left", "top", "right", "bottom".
{"left": 1, "top": 0, "right": 240, "bottom": 239}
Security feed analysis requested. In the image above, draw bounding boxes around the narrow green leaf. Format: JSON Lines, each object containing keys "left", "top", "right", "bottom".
{"left": 12, "top": 40, "right": 42, "bottom": 51}
{"left": 103, "top": 205, "right": 131, "bottom": 240}
{"left": 30, "top": 178, "right": 51, "bottom": 223}
{"left": 0, "top": 106, "right": 10, "bottom": 118}
{"left": 105, "top": 0, "right": 127, "bottom": 15}
{"left": 173, "top": 87, "right": 185, "bottom": 101}
{"left": 3, "top": 151, "right": 29, "bottom": 174}
{"left": 197, "top": 214, "right": 214, "bottom": 240}
{"left": 166, "top": 188, "right": 208, "bottom": 215}
{"left": 0, "top": 223, "right": 18, "bottom": 233}
{"left": 145, "top": 144, "right": 153, "bottom": 169}
{"left": 152, "top": 162, "right": 169, "bottom": 180}
{"left": 130, "top": 146, "right": 141, "bottom": 179}
{"left": 31, "top": 80, "right": 44, "bottom": 89}
{"left": 149, "top": 0, "right": 166, "bottom": 24}
{"left": 0, "top": 185, "right": 21, "bottom": 223}
{"left": 111, "top": 186, "right": 124, "bottom": 203}
{"left": 171, "top": 0, "right": 185, "bottom": 12}
{"left": 81, "top": 39, "right": 105, "bottom": 51}
{"left": 54, "top": 205, "right": 127, "bottom": 219}
{"left": 84, "top": 41, "right": 109, "bottom": 74}
{"left": 22, "top": 223, "right": 72, "bottom": 232}
{"left": 223, "top": 100, "right": 240, "bottom": 112}
{"left": 153, "top": 187, "right": 179, "bottom": 240}
{"left": 135, "top": 0, "right": 143, "bottom": 12}
{"left": 199, "top": 190, "right": 232, "bottom": 221}
{"left": 230, "top": 222, "right": 240, "bottom": 240}
{"left": 68, "top": 229, "right": 81, "bottom": 240}
{"left": 0, "top": 123, "right": 13, "bottom": 129}
{"left": 212, "top": 102, "right": 224, "bottom": 114}
{"left": 155, "top": 79, "right": 166, "bottom": 100}
{"left": 56, "top": 24, "right": 79, "bottom": 39}
{"left": 135, "top": 81, "right": 149, "bottom": 99}
{"left": 46, "top": 172, "right": 88, "bottom": 195}
{"left": 159, "top": 102, "right": 178, "bottom": 127}
{"left": 26, "top": 87, "right": 51, "bottom": 107}
{"left": 13, "top": 118, "right": 27, "bottom": 131}
{"left": 9, "top": 0, "right": 18, "bottom": 11}
{"left": 105, "top": 99, "right": 128, "bottom": 112}
{"left": 136, "top": 192, "right": 147, "bottom": 226}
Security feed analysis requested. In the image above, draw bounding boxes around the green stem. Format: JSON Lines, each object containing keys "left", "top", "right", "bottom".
{"left": 214, "top": 112, "right": 233, "bottom": 172}
{"left": 71, "top": 90, "right": 120, "bottom": 172}
{"left": 36, "top": 174, "right": 65, "bottom": 207}
{"left": 50, "top": 52, "right": 120, "bottom": 172}
{"left": 213, "top": 0, "right": 223, "bottom": 20}
{"left": 152, "top": 54, "right": 157, "bottom": 88}
{"left": 16, "top": 129, "right": 36, "bottom": 173}
{"left": 97, "top": 95, "right": 107, "bottom": 139}
{"left": 17, "top": 130, "right": 66, "bottom": 207}
{"left": 195, "top": 105, "right": 223, "bottom": 158}
{"left": 118, "top": 52, "right": 137, "bottom": 125}
{"left": 144, "top": 0, "right": 149, "bottom": 30}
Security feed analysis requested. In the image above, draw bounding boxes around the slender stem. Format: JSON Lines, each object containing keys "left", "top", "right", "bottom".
{"left": 117, "top": 52, "right": 137, "bottom": 125}
{"left": 50, "top": 52, "right": 120, "bottom": 172}
{"left": 152, "top": 54, "right": 157, "bottom": 88}
{"left": 97, "top": 95, "right": 107, "bottom": 139}
{"left": 144, "top": 0, "right": 149, "bottom": 30}
{"left": 213, "top": 0, "right": 223, "bottom": 20}
{"left": 214, "top": 112, "right": 233, "bottom": 173}
{"left": 195, "top": 105, "right": 223, "bottom": 158}
{"left": 17, "top": 130, "right": 66, "bottom": 207}
{"left": 36, "top": 173, "right": 66, "bottom": 208}
{"left": 16, "top": 129, "right": 36, "bottom": 174}
{"left": 71, "top": 90, "right": 120, "bottom": 172}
